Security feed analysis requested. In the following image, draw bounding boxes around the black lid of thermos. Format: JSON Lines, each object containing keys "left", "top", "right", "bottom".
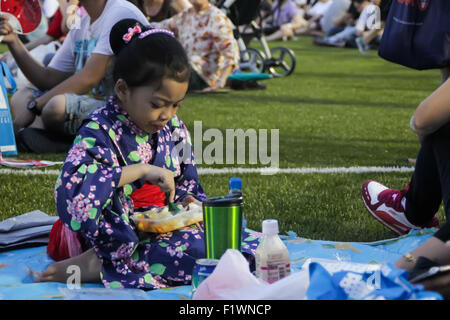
{"left": 202, "top": 195, "right": 243, "bottom": 207}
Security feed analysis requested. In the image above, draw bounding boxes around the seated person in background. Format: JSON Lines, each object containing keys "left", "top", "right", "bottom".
{"left": 323, "top": 0, "right": 361, "bottom": 37}
{"left": 152, "top": 0, "right": 240, "bottom": 92}
{"left": 354, "top": 0, "right": 390, "bottom": 54}
{"left": 361, "top": 77, "right": 450, "bottom": 298}
{"left": 131, "top": 0, "right": 191, "bottom": 22}
{"left": 313, "top": 0, "right": 381, "bottom": 49}
{"left": 0, "top": 0, "right": 148, "bottom": 153}
{"left": 293, "top": 0, "right": 333, "bottom": 36}
{"left": 319, "top": 0, "right": 352, "bottom": 36}
{"left": 261, "top": 0, "right": 307, "bottom": 41}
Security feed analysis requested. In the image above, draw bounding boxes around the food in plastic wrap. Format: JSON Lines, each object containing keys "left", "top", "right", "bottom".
{"left": 131, "top": 202, "right": 203, "bottom": 233}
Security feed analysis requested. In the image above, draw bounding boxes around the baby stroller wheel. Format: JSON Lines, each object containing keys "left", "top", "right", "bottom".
{"left": 267, "top": 46, "right": 296, "bottom": 77}
{"left": 239, "top": 48, "right": 266, "bottom": 74}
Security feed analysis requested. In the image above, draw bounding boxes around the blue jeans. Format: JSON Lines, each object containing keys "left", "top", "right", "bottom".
{"left": 327, "top": 26, "right": 356, "bottom": 46}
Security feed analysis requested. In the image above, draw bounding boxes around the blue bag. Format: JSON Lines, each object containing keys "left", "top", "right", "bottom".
{"left": 306, "top": 262, "right": 443, "bottom": 300}
{"left": 306, "top": 262, "right": 442, "bottom": 300}
{"left": 0, "top": 61, "right": 17, "bottom": 155}
{"left": 378, "top": 0, "right": 450, "bottom": 70}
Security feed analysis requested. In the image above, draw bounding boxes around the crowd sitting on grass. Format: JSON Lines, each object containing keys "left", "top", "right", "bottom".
{"left": 258, "top": 0, "right": 390, "bottom": 54}
{"left": 3, "top": 0, "right": 450, "bottom": 299}
{"left": 0, "top": 0, "right": 240, "bottom": 153}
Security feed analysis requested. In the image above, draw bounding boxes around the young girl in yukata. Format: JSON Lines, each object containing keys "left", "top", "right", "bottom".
{"left": 37, "top": 19, "right": 261, "bottom": 289}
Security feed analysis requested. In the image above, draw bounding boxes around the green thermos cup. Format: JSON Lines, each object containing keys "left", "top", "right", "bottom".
{"left": 202, "top": 195, "right": 243, "bottom": 259}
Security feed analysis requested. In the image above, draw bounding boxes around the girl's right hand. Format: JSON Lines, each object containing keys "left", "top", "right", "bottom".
{"left": 143, "top": 165, "right": 176, "bottom": 202}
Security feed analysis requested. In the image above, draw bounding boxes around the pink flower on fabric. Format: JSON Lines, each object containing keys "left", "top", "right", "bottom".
{"left": 111, "top": 242, "right": 136, "bottom": 260}
{"left": 66, "top": 144, "right": 86, "bottom": 166}
{"left": 137, "top": 142, "right": 152, "bottom": 163}
{"left": 66, "top": 193, "right": 93, "bottom": 222}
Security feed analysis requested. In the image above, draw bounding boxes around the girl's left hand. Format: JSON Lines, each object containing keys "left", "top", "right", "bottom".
{"left": 143, "top": 165, "right": 176, "bottom": 202}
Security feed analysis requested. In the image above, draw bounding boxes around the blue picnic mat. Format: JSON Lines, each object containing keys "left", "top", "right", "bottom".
{"left": 0, "top": 228, "right": 439, "bottom": 300}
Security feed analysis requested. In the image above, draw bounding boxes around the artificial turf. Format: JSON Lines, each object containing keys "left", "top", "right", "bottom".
{"left": 0, "top": 37, "right": 444, "bottom": 242}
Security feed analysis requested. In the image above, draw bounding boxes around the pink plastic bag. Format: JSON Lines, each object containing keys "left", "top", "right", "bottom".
{"left": 192, "top": 249, "right": 309, "bottom": 300}
{"left": 64, "top": 225, "right": 83, "bottom": 258}
{"left": 47, "top": 219, "right": 83, "bottom": 261}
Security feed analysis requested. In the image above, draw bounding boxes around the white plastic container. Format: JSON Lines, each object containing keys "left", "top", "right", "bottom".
{"left": 255, "top": 219, "right": 291, "bottom": 283}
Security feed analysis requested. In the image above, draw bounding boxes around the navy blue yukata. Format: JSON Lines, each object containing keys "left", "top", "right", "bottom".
{"left": 54, "top": 96, "right": 262, "bottom": 289}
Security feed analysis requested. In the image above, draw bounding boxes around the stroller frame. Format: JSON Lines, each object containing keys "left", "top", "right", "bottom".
{"left": 217, "top": 0, "right": 296, "bottom": 77}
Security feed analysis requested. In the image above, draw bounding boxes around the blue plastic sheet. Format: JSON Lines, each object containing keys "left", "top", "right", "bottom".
{"left": 0, "top": 228, "right": 442, "bottom": 300}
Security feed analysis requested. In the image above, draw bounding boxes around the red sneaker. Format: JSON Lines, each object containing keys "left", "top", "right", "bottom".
{"left": 361, "top": 180, "right": 439, "bottom": 235}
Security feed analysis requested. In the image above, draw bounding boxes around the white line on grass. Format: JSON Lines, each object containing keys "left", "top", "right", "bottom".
{"left": 0, "top": 166, "right": 415, "bottom": 176}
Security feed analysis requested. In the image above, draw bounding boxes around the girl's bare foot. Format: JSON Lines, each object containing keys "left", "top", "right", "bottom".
{"left": 36, "top": 248, "right": 102, "bottom": 284}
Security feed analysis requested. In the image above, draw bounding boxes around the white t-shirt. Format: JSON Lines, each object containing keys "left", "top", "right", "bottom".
{"left": 355, "top": 3, "right": 379, "bottom": 33}
{"left": 320, "top": 0, "right": 351, "bottom": 34}
{"left": 309, "top": 0, "right": 333, "bottom": 17}
{"left": 49, "top": 0, "right": 148, "bottom": 97}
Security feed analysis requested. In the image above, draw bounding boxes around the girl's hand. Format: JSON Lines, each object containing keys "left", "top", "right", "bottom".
{"left": 143, "top": 166, "right": 176, "bottom": 202}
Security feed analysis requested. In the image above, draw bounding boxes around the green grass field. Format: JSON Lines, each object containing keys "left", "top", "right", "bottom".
{"left": 0, "top": 38, "right": 444, "bottom": 242}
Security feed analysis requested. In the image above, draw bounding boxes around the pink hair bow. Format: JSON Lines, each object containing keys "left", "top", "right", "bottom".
{"left": 122, "top": 25, "right": 142, "bottom": 43}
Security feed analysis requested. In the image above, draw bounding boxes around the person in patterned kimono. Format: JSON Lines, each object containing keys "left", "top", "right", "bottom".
{"left": 36, "top": 19, "right": 261, "bottom": 289}
{"left": 151, "top": 0, "right": 240, "bottom": 92}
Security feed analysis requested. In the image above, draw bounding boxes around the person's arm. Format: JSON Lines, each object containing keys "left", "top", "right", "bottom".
{"left": 411, "top": 77, "right": 450, "bottom": 138}
{"left": 395, "top": 236, "right": 450, "bottom": 272}
{"left": 34, "top": 53, "right": 112, "bottom": 113}
{"left": 0, "top": 34, "right": 56, "bottom": 62}
{"left": 0, "top": 18, "right": 72, "bottom": 90}
{"left": 56, "top": 124, "right": 176, "bottom": 234}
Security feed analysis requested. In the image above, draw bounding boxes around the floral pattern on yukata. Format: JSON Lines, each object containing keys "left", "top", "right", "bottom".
{"left": 54, "top": 96, "right": 261, "bottom": 290}
{"left": 152, "top": 4, "right": 240, "bottom": 88}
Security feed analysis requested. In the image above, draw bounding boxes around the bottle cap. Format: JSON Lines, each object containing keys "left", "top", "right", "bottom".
{"left": 262, "top": 219, "right": 279, "bottom": 235}
{"left": 229, "top": 177, "right": 242, "bottom": 190}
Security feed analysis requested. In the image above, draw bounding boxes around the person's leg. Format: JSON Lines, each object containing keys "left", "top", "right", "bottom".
{"left": 36, "top": 248, "right": 102, "bottom": 283}
{"left": 10, "top": 87, "right": 37, "bottom": 134}
{"left": 404, "top": 133, "right": 443, "bottom": 226}
{"left": 40, "top": 94, "right": 68, "bottom": 135}
{"left": 325, "top": 25, "right": 345, "bottom": 37}
{"left": 265, "top": 29, "right": 284, "bottom": 41}
{"left": 61, "top": 94, "right": 105, "bottom": 136}
{"left": 428, "top": 121, "right": 450, "bottom": 222}
{"left": 362, "top": 122, "right": 450, "bottom": 235}
{"left": 327, "top": 26, "right": 356, "bottom": 44}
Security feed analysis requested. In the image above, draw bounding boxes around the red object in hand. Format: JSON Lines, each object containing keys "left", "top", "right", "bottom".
{"left": 1, "top": 0, "right": 42, "bottom": 34}
{"left": 130, "top": 184, "right": 167, "bottom": 208}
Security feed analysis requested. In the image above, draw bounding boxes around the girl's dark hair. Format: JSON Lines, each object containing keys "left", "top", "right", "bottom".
{"left": 110, "top": 19, "right": 191, "bottom": 89}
